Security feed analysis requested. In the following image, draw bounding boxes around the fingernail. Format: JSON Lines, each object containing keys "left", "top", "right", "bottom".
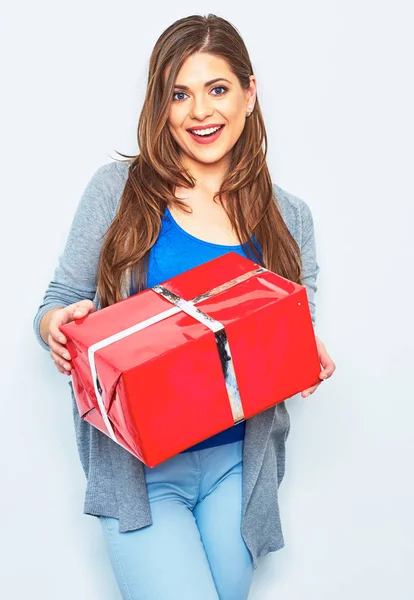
{"left": 63, "top": 352, "right": 70, "bottom": 360}
{"left": 59, "top": 336, "right": 65, "bottom": 344}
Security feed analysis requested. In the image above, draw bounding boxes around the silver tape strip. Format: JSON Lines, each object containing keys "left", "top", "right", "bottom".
{"left": 151, "top": 286, "right": 247, "bottom": 424}
{"left": 191, "top": 267, "right": 267, "bottom": 305}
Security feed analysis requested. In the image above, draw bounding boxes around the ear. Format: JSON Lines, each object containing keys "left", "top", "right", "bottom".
{"left": 245, "top": 75, "right": 257, "bottom": 113}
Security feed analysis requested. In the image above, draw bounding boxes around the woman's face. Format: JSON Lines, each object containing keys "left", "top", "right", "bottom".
{"left": 166, "top": 52, "right": 256, "bottom": 169}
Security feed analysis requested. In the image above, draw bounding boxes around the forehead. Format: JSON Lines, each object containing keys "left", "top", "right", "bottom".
{"left": 164, "top": 52, "right": 234, "bottom": 85}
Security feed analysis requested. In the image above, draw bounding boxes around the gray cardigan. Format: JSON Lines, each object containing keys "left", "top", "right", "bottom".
{"left": 32, "top": 161, "right": 320, "bottom": 570}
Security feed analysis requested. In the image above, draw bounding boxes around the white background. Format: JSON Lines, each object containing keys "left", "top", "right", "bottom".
{"left": 1, "top": 1, "right": 413, "bottom": 598}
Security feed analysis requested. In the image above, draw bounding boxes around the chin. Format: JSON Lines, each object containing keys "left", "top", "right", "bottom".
{"left": 189, "top": 145, "right": 231, "bottom": 163}
{"left": 193, "top": 153, "right": 227, "bottom": 165}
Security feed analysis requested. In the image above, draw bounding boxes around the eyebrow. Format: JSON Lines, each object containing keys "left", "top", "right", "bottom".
{"left": 173, "top": 78, "right": 232, "bottom": 90}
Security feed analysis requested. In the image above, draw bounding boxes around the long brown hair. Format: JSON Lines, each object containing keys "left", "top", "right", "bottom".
{"left": 97, "top": 13, "right": 302, "bottom": 308}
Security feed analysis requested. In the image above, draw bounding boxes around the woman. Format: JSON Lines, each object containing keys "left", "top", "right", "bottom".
{"left": 33, "top": 13, "right": 335, "bottom": 600}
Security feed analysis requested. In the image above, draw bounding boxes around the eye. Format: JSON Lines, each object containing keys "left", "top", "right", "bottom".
{"left": 172, "top": 91, "right": 188, "bottom": 102}
{"left": 211, "top": 86, "right": 228, "bottom": 96}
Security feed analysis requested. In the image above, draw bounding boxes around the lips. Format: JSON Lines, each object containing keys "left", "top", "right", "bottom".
{"left": 186, "top": 124, "right": 225, "bottom": 145}
{"left": 186, "top": 123, "right": 224, "bottom": 132}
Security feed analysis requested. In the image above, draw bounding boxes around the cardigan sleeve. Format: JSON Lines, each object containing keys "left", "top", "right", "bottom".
{"left": 32, "top": 164, "right": 118, "bottom": 352}
{"left": 298, "top": 198, "right": 320, "bottom": 328}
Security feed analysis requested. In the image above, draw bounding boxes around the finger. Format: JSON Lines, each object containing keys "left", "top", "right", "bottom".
{"left": 50, "top": 350, "right": 72, "bottom": 372}
{"left": 50, "top": 308, "right": 72, "bottom": 344}
{"left": 50, "top": 349, "right": 72, "bottom": 372}
{"left": 72, "top": 299, "right": 96, "bottom": 318}
{"left": 53, "top": 301, "right": 95, "bottom": 343}
{"left": 55, "top": 362, "right": 70, "bottom": 376}
{"left": 320, "top": 360, "right": 336, "bottom": 379}
{"left": 301, "top": 382, "right": 321, "bottom": 397}
{"left": 48, "top": 334, "right": 72, "bottom": 361}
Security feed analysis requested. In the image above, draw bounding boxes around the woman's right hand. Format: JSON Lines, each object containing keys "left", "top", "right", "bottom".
{"left": 48, "top": 299, "right": 96, "bottom": 375}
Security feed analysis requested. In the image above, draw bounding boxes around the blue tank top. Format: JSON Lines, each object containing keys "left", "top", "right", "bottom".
{"left": 131, "top": 205, "right": 262, "bottom": 453}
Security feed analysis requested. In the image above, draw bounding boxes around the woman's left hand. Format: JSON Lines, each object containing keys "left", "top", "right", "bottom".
{"left": 301, "top": 335, "right": 336, "bottom": 398}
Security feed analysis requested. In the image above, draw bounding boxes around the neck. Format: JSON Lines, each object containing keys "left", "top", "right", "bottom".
{"left": 180, "top": 152, "right": 230, "bottom": 196}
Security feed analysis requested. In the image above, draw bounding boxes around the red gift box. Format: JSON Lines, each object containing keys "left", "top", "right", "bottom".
{"left": 60, "top": 252, "right": 320, "bottom": 467}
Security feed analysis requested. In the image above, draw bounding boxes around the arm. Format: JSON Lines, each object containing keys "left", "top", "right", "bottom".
{"left": 298, "top": 197, "right": 320, "bottom": 328}
{"left": 33, "top": 163, "right": 118, "bottom": 351}
{"left": 297, "top": 199, "right": 336, "bottom": 395}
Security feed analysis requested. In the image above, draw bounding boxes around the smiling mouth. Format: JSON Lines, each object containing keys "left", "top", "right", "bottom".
{"left": 187, "top": 125, "right": 225, "bottom": 138}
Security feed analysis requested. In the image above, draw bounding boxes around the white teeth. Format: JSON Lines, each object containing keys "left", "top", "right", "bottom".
{"left": 190, "top": 126, "right": 222, "bottom": 136}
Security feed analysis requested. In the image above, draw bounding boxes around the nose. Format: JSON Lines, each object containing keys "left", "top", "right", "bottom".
{"left": 189, "top": 94, "right": 214, "bottom": 121}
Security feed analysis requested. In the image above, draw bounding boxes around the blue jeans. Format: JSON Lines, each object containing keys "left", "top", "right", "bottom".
{"left": 98, "top": 439, "right": 254, "bottom": 599}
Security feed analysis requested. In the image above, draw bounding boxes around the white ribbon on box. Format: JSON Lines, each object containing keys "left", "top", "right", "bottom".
{"left": 86, "top": 266, "right": 267, "bottom": 445}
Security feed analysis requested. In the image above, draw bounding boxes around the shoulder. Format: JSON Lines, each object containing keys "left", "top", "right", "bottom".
{"left": 272, "top": 182, "right": 315, "bottom": 247}
{"left": 89, "top": 159, "right": 131, "bottom": 196}
{"left": 80, "top": 160, "right": 131, "bottom": 225}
